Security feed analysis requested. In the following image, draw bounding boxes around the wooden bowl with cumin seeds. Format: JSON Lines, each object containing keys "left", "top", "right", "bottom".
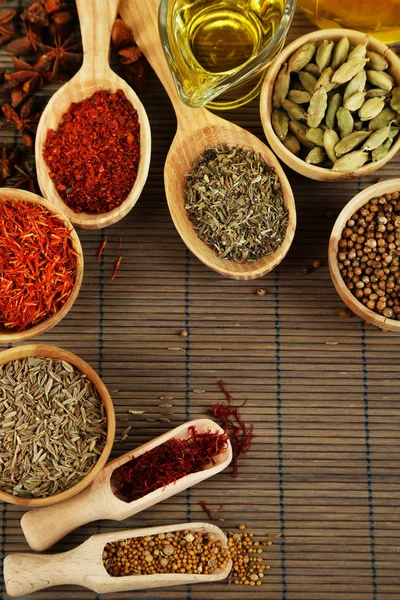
{"left": 0, "top": 188, "right": 84, "bottom": 343}
{"left": 0, "top": 344, "right": 115, "bottom": 507}
{"left": 260, "top": 28, "right": 400, "bottom": 181}
{"left": 329, "top": 178, "right": 400, "bottom": 332}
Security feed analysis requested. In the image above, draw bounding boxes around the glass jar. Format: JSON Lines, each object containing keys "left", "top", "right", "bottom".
{"left": 159, "top": 0, "right": 297, "bottom": 110}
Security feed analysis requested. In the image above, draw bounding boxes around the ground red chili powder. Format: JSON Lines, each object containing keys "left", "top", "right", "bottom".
{"left": 0, "top": 200, "right": 77, "bottom": 332}
{"left": 43, "top": 89, "right": 141, "bottom": 214}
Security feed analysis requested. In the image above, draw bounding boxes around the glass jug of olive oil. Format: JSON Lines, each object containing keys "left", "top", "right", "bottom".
{"left": 299, "top": 0, "right": 400, "bottom": 44}
{"left": 159, "top": 0, "right": 296, "bottom": 110}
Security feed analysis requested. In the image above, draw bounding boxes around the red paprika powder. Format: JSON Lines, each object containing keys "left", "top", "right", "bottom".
{"left": 43, "top": 89, "right": 141, "bottom": 214}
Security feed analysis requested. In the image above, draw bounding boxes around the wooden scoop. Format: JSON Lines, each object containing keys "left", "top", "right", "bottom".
{"left": 5, "top": 521, "right": 232, "bottom": 596}
{"left": 21, "top": 418, "right": 232, "bottom": 552}
{"left": 120, "top": 0, "right": 296, "bottom": 280}
{"left": 35, "top": 0, "right": 151, "bottom": 230}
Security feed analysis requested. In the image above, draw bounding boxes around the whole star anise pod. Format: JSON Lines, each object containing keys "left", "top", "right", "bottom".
{"left": 0, "top": 9, "right": 18, "bottom": 49}
{"left": 12, "top": 161, "right": 38, "bottom": 193}
{"left": 35, "top": 34, "right": 82, "bottom": 82}
{"left": 0, "top": 144, "right": 20, "bottom": 185}
{"left": 3, "top": 19, "right": 43, "bottom": 56}
{"left": 2, "top": 97, "right": 42, "bottom": 147}
{"left": 111, "top": 19, "right": 147, "bottom": 93}
{"left": 5, "top": 57, "right": 51, "bottom": 106}
{"left": 21, "top": 1, "right": 49, "bottom": 27}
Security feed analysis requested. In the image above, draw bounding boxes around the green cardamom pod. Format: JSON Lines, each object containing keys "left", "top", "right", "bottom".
{"left": 366, "top": 88, "right": 389, "bottom": 98}
{"left": 282, "top": 98, "right": 307, "bottom": 121}
{"left": 307, "top": 85, "right": 328, "bottom": 128}
{"left": 306, "top": 127, "right": 325, "bottom": 146}
{"left": 316, "top": 40, "right": 334, "bottom": 72}
{"left": 281, "top": 133, "right": 301, "bottom": 155}
{"left": 273, "top": 63, "right": 290, "bottom": 108}
{"left": 289, "top": 120, "right": 316, "bottom": 149}
{"left": 390, "top": 87, "right": 400, "bottom": 112}
{"left": 288, "top": 89, "right": 312, "bottom": 104}
{"left": 347, "top": 43, "right": 367, "bottom": 61}
{"left": 272, "top": 108, "right": 290, "bottom": 139}
{"left": 332, "top": 58, "right": 368, "bottom": 85}
{"left": 343, "top": 69, "right": 366, "bottom": 101}
{"left": 365, "top": 50, "right": 388, "bottom": 71}
{"left": 299, "top": 71, "right": 317, "bottom": 94}
{"left": 388, "top": 125, "right": 400, "bottom": 139}
{"left": 303, "top": 63, "right": 320, "bottom": 77}
{"left": 325, "top": 92, "right": 342, "bottom": 130}
{"left": 331, "top": 37, "right": 350, "bottom": 70}
{"left": 344, "top": 91, "right": 366, "bottom": 111}
{"left": 362, "top": 123, "right": 391, "bottom": 150}
{"left": 332, "top": 150, "right": 369, "bottom": 172}
{"left": 366, "top": 70, "right": 394, "bottom": 91}
{"left": 334, "top": 131, "right": 371, "bottom": 158}
{"left": 324, "top": 129, "right": 340, "bottom": 163}
{"left": 368, "top": 107, "right": 396, "bottom": 130}
{"left": 288, "top": 42, "right": 316, "bottom": 73}
{"left": 316, "top": 67, "right": 336, "bottom": 92}
{"left": 305, "top": 146, "right": 326, "bottom": 164}
{"left": 337, "top": 107, "right": 354, "bottom": 138}
{"left": 358, "top": 97, "right": 385, "bottom": 121}
{"left": 371, "top": 138, "right": 393, "bottom": 161}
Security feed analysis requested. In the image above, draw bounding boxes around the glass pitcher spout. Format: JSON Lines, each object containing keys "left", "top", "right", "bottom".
{"left": 159, "top": 0, "right": 297, "bottom": 110}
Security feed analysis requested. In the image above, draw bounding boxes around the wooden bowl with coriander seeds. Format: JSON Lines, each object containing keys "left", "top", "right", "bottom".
{"left": 35, "top": 0, "right": 151, "bottom": 230}
{"left": 260, "top": 29, "right": 400, "bottom": 181}
{"left": 121, "top": 0, "right": 296, "bottom": 281}
{"left": 0, "top": 344, "right": 115, "bottom": 507}
{"left": 329, "top": 178, "right": 400, "bottom": 332}
{"left": 0, "top": 188, "right": 83, "bottom": 343}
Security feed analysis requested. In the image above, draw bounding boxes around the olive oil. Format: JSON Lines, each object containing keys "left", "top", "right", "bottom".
{"left": 164, "top": 0, "right": 286, "bottom": 108}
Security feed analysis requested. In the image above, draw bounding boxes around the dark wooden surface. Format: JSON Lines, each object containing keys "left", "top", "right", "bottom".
{"left": 0, "top": 3, "right": 399, "bottom": 600}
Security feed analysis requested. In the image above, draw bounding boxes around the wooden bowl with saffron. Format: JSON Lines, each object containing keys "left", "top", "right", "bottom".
{"left": 0, "top": 188, "right": 83, "bottom": 344}
{"left": 0, "top": 344, "right": 115, "bottom": 507}
{"left": 329, "top": 178, "right": 400, "bottom": 332}
{"left": 35, "top": 0, "right": 151, "bottom": 230}
{"left": 260, "top": 29, "right": 400, "bottom": 181}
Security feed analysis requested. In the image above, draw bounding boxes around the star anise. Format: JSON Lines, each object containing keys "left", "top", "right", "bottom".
{"left": 3, "top": 19, "right": 43, "bottom": 56}
{"left": 12, "top": 161, "right": 38, "bottom": 193}
{"left": 2, "top": 97, "right": 42, "bottom": 147}
{"left": 111, "top": 19, "right": 147, "bottom": 93}
{"left": 49, "top": 10, "right": 74, "bottom": 43}
{"left": 0, "top": 144, "right": 19, "bottom": 185}
{"left": 5, "top": 57, "right": 51, "bottom": 106}
{"left": 35, "top": 34, "right": 82, "bottom": 82}
{"left": 0, "top": 9, "right": 18, "bottom": 49}
{"left": 21, "top": 1, "right": 49, "bottom": 28}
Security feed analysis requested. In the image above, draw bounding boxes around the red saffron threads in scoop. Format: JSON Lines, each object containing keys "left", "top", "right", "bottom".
{"left": 43, "top": 89, "right": 141, "bottom": 214}
{"left": 112, "top": 426, "right": 229, "bottom": 502}
{"left": 0, "top": 200, "right": 77, "bottom": 332}
{"left": 210, "top": 381, "right": 253, "bottom": 478}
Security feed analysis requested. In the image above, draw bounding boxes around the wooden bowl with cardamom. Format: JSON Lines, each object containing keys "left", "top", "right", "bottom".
{"left": 329, "top": 178, "right": 400, "bottom": 332}
{"left": 0, "top": 344, "right": 116, "bottom": 507}
{"left": 0, "top": 188, "right": 84, "bottom": 344}
{"left": 260, "top": 28, "right": 400, "bottom": 181}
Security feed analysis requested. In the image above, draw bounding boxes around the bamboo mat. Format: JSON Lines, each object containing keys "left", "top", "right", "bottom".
{"left": 0, "top": 3, "right": 400, "bottom": 600}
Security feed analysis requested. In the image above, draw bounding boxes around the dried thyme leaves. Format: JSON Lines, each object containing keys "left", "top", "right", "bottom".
{"left": 0, "top": 357, "right": 107, "bottom": 498}
{"left": 184, "top": 146, "right": 288, "bottom": 263}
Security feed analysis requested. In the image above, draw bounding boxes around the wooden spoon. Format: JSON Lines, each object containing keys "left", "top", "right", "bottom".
{"left": 120, "top": 0, "right": 296, "bottom": 280}
{"left": 6, "top": 522, "right": 232, "bottom": 596}
{"left": 35, "top": 0, "right": 151, "bottom": 230}
{"left": 21, "top": 418, "right": 232, "bottom": 552}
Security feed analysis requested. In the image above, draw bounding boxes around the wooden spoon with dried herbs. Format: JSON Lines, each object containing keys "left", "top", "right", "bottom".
{"left": 120, "top": 0, "right": 296, "bottom": 280}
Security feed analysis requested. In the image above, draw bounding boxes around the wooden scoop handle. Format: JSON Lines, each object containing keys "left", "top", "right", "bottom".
{"left": 21, "top": 484, "right": 108, "bottom": 552}
{"left": 5, "top": 548, "right": 84, "bottom": 597}
{"left": 77, "top": 0, "right": 120, "bottom": 76}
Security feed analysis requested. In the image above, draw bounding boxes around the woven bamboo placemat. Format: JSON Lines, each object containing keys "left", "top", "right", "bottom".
{"left": 0, "top": 3, "right": 399, "bottom": 600}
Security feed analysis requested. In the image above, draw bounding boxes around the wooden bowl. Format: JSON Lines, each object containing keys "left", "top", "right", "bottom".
{"left": 260, "top": 28, "right": 400, "bottom": 181}
{"left": 0, "top": 344, "right": 116, "bottom": 507}
{"left": 329, "top": 178, "right": 400, "bottom": 331}
{"left": 0, "top": 188, "right": 83, "bottom": 343}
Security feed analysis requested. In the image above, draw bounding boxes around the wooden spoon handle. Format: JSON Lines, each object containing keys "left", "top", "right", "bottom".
{"left": 21, "top": 484, "right": 107, "bottom": 552}
{"left": 5, "top": 548, "right": 84, "bottom": 597}
{"left": 76, "top": 0, "right": 120, "bottom": 76}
